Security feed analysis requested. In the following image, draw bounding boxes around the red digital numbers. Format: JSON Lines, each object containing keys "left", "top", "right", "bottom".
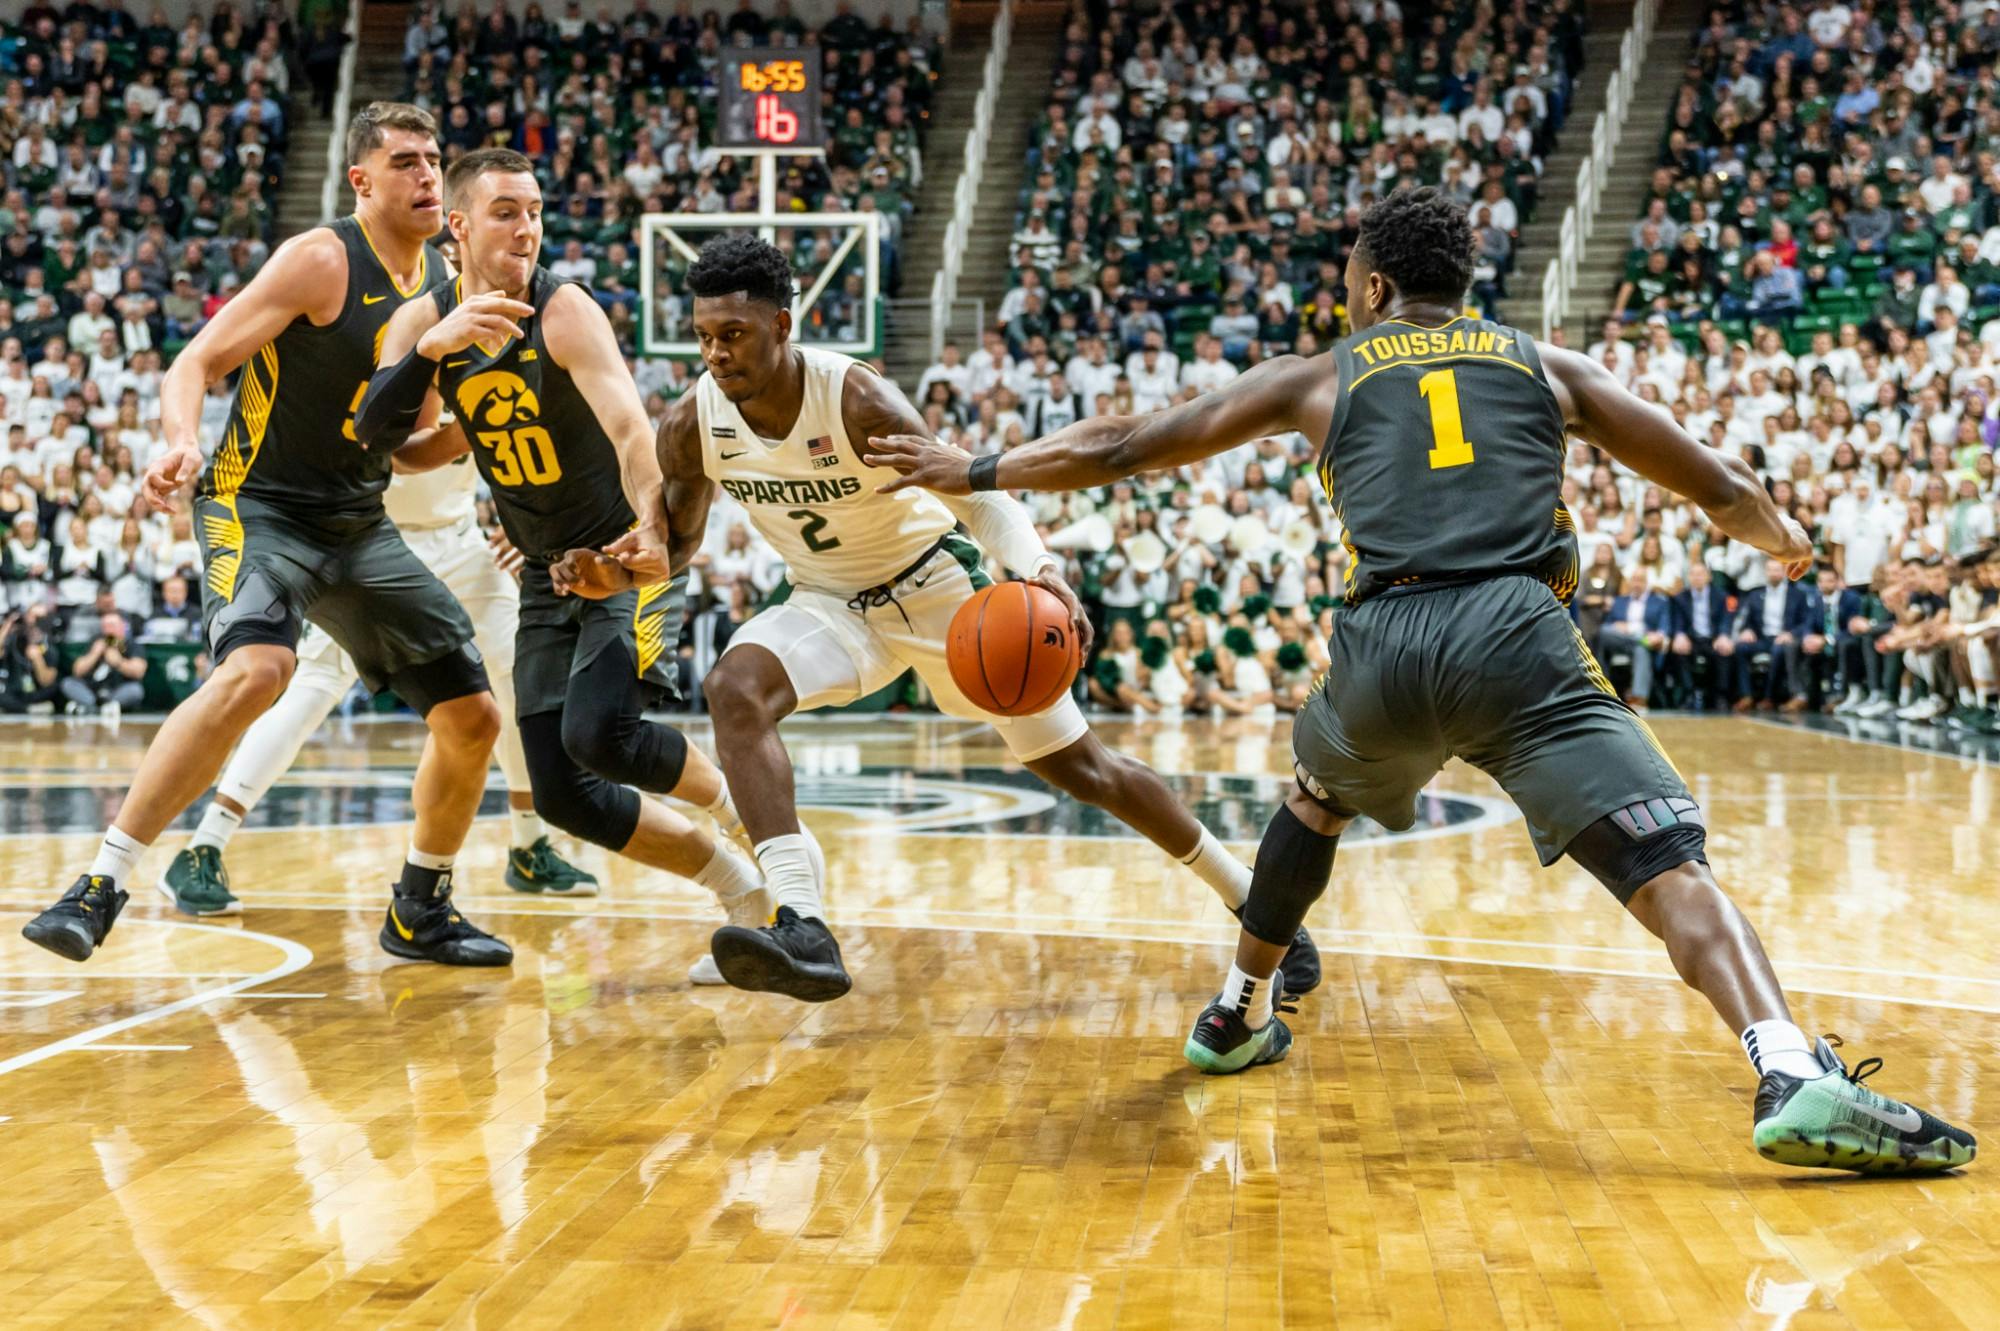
{"left": 755, "top": 95, "right": 800, "bottom": 143}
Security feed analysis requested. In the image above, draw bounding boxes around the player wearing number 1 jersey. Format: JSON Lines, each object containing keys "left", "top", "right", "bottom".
{"left": 357, "top": 148, "right": 768, "bottom": 946}
{"left": 572, "top": 233, "right": 1315, "bottom": 1004}
{"left": 868, "top": 188, "right": 1973, "bottom": 1174}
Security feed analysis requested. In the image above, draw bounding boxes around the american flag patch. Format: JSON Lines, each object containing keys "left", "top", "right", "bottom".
{"left": 712, "top": 426, "right": 735, "bottom": 439}
{"left": 808, "top": 435, "right": 839, "bottom": 470}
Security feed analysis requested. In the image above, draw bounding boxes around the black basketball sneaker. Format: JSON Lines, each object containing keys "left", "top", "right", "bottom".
{"left": 1184, "top": 973, "right": 1298, "bottom": 1074}
{"left": 1753, "top": 1035, "right": 1976, "bottom": 1173}
{"left": 710, "top": 905, "right": 852, "bottom": 1002}
{"left": 21, "top": 874, "right": 129, "bottom": 962}
{"left": 379, "top": 879, "right": 514, "bottom": 966}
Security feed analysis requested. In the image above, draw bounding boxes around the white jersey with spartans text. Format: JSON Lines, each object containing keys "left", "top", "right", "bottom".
{"left": 695, "top": 347, "right": 955, "bottom": 594}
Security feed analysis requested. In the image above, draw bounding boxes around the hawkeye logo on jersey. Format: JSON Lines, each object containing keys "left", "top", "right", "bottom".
{"left": 807, "top": 436, "right": 839, "bottom": 470}
{"left": 721, "top": 475, "right": 864, "bottom": 505}
{"left": 455, "top": 371, "right": 541, "bottom": 428}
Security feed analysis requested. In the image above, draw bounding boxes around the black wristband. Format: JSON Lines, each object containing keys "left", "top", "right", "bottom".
{"left": 968, "top": 453, "right": 1001, "bottom": 492}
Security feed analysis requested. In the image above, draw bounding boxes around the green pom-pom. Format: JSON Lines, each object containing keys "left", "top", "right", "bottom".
{"left": 1243, "top": 594, "right": 1271, "bottom": 618}
{"left": 1277, "top": 642, "right": 1308, "bottom": 670}
{"left": 1309, "top": 595, "right": 1338, "bottom": 614}
{"left": 1193, "top": 586, "right": 1222, "bottom": 614}
{"left": 1092, "top": 657, "right": 1123, "bottom": 689}
{"left": 1193, "top": 651, "right": 1217, "bottom": 675}
{"left": 1223, "top": 627, "right": 1256, "bottom": 655}
{"left": 1140, "top": 636, "right": 1170, "bottom": 669}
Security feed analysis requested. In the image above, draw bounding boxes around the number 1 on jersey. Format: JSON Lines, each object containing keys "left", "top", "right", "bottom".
{"left": 1418, "top": 368, "right": 1475, "bottom": 470}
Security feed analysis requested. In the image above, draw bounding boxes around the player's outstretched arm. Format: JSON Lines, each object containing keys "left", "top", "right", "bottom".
{"left": 1538, "top": 342, "right": 1812, "bottom": 577}
{"left": 844, "top": 365, "right": 1094, "bottom": 653}
{"left": 147, "top": 229, "right": 348, "bottom": 510}
{"left": 863, "top": 353, "right": 1335, "bottom": 494}
{"left": 550, "top": 390, "right": 715, "bottom": 599}
{"left": 542, "top": 285, "right": 671, "bottom": 585}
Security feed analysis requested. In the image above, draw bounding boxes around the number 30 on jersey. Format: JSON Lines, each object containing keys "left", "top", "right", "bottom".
{"left": 477, "top": 426, "right": 562, "bottom": 486}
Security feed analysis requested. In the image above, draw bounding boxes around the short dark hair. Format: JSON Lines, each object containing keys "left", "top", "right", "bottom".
{"left": 346, "top": 101, "right": 438, "bottom": 166}
{"left": 445, "top": 147, "right": 536, "bottom": 209}
{"left": 1355, "top": 186, "right": 1475, "bottom": 304}
{"left": 686, "top": 232, "right": 795, "bottom": 310}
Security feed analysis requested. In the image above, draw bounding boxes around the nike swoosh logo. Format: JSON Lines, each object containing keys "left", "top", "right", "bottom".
{"left": 910, "top": 570, "right": 938, "bottom": 588}
{"left": 1841, "top": 1094, "right": 1922, "bottom": 1133}
{"left": 718, "top": 450, "right": 748, "bottom": 460}
{"left": 363, "top": 293, "right": 388, "bottom": 305}
{"left": 390, "top": 903, "right": 415, "bottom": 941}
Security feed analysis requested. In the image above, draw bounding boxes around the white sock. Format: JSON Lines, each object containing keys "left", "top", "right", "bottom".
{"left": 1742, "top": 1019, "right": 1820, "bottom": 1079}
{"left": 189, "top": 803, "right": 243, "bottom": 853}
{"left": 1182, "top": 828, "right": 1252, "bottom": 910}
{"left": 692, "top": 843, "right": 761, "bottom": 904}
{"left": 407, "top": 844, "right": 455, "bottom": 873}
{"left": 755, "top": 833, "right": 822, "bottom": 920}
{"left": 509, "top": 807, "right": 545, "bottom": 848}
{"left": 89, "top": 825, "right": 149, "bottom": 884}
{"left": 1223, "top": 961, "right": 1274, "bottom": 1030}
{"left": 704, "top": 784, "right": 744, "bottom": 838}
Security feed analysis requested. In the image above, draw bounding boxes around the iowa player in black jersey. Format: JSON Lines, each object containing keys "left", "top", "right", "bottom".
{"left": 869, "top": 189, "right": 1973, "bottom": 1174}
{"left": 23, "top": 104, "right": 518, "bottom": 970}
{"left": 354, "top": 148, "right": 769, "bottom": 948}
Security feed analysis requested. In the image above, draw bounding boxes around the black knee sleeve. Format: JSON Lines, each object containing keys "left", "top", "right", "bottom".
{"left": 207, "top": 568, "right": 300, "bottom": 661}
{"left": 1239, "top": 803, "right": 1341, "bottom": 947}
{"left": 1564, "top": 798, "right": 1709, "bottom": 904}
{"left": 558, "top": 648, "right": 689, "bottom": 792}
{"left": 386, "top": 641, "right": 490, "bottom": 715}
{"left": 520, "top": 710, "right": 641, "bottom": 849}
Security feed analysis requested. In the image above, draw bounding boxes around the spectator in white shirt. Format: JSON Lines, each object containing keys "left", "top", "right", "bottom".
{"left": 915, "top": 343, "right": 970, "bottom": 405}
{"left": 1180, "top": 335, "right": 1240, "bottom": 392}
{"left": 965, "top": 331, "right": 1013, "bottom": 399}
{"left": 1917, "top": 156, "right": 1967, "bottom": 215}
{"left": 549, "top": 238, "right": 597, "bottom": 284}
{"left": 1127, "top": 347, "right": 1177, "bottom": 411}
{"left": 1919, "top": 264, "right": 1970, "bottom": 327}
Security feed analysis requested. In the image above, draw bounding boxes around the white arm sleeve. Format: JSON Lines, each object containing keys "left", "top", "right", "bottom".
{"left": 940, "top": 490, "right": 1060, "bottom": 580}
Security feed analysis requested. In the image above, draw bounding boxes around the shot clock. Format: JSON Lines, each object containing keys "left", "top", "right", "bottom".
{"left": 716, "top": 48, "right": 824, "bottom": 151}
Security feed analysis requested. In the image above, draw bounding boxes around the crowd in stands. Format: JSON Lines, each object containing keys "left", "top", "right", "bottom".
{"left": 6, "top": 0, "right": 1999, "bottom": 739}
{"left": 396, "top": 0, "right": 940, "bottom": 354}
{"left": 1, "top": 0, "right": 310, "bottom": 710}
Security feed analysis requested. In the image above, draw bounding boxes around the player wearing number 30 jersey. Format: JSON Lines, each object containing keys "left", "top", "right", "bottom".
{"left": 582, "top": 233, "right": 1317, "bottom": 1005}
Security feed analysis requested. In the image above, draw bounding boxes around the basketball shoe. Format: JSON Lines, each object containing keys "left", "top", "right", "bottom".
{"left": 504, "top": 837, "right": 600, "bottom": 896}
{"left": 691, "top": 825, "right": 818, "bottom": 985}
{"left": 157, "top": 845, "right": 242, "bottom": 916}
{"left": 379, "top": 876, "right": 514, "bottom": 966}
{"left": 708, "top": 907, "right": 851, "bottom": 1001}
{"left": 1753, "top": 1035, "right": 1975, "bottom": 1173}
{"left": 1183, "top": 974, "right": 1297, "bottom": 1074}
{"left": 22, "top": 874, "right": 130, "bottom": 962}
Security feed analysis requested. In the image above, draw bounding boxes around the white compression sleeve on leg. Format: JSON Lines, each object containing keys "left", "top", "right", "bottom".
{"left": 214, "top": 655, "right": 352, "bottom": 810}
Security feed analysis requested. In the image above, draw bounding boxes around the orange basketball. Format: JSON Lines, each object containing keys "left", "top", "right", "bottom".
{"left": 946, "top": 582, "right": 1082, "bottom": 717}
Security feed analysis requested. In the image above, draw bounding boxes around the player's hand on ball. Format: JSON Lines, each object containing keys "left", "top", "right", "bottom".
{"left": 550, "top": 548, "right": 632, "bottom": 599}
{"left": 143, "top": 444, "right": 203, "bottom": 512}
{"left": 416, "top": 293, "right": 536, "bottom": 359}
{"left": 863, "top": 434, "right": 975, "bottom": 495}
{"left": 604, "top": 521, "right": 672, "bottom": 586}
{"left": 1031, "top": 564, "right": 1094, "bottom": 657}
{"left": 488, "top": 526, "right": 524, "bottom": 578}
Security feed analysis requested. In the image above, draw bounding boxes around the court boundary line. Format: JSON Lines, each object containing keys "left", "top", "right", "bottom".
{"left": 1725, "top": 713, "right": 1993, "bottom": 769}
{"left": 0, "top": 920, "right": 313, "bottom": 1079}
{"left": 11, "top": 898, "right": 1986, "bottom": 1019}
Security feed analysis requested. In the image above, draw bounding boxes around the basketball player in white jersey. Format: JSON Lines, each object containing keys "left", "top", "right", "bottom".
{"left": 570, "top": 233, "right": 1319, "bottom": 1002}
{"left": 154, "top": 454, "right": 603, "bottom": 914}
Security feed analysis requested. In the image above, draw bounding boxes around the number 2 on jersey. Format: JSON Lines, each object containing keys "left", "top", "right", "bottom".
{"left": 786, "top": 508, "right": 842, "bottom": 552}
{"left": 1418, "top": 368, "right": 1475, "bottom": 470}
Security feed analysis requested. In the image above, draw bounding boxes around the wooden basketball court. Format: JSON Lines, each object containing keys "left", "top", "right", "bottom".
{"left": 1, "top": 713, "right": 1993, "bottom": 1328}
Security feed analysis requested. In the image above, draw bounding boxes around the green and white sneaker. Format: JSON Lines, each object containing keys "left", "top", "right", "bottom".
{"left": 1753, "top": 1035, "right": 1976, "bottom": 1174}
{"left": 1183, "top": 975, "right": 1297, "bottom": 1074}
{"left": 156, "top": 845, "right": 242, "bottom": 916}
{"left": 504, "top": 837, "right": 600, "bottom": 896}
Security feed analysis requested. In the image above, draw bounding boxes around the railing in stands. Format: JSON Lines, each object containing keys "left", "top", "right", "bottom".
{"left": 1540, "top": 0, "right": 1658, "bottom": 343}
{"left": 319, "top": 0, "right": 365, "bottom": 225}
{"left": 928, "top": 0, "right": 1014, "bottom": 361}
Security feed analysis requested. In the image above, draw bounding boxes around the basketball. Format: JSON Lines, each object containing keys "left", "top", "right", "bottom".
{"left": 946, "top": 582, "right": 1082, "bottom": 717}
